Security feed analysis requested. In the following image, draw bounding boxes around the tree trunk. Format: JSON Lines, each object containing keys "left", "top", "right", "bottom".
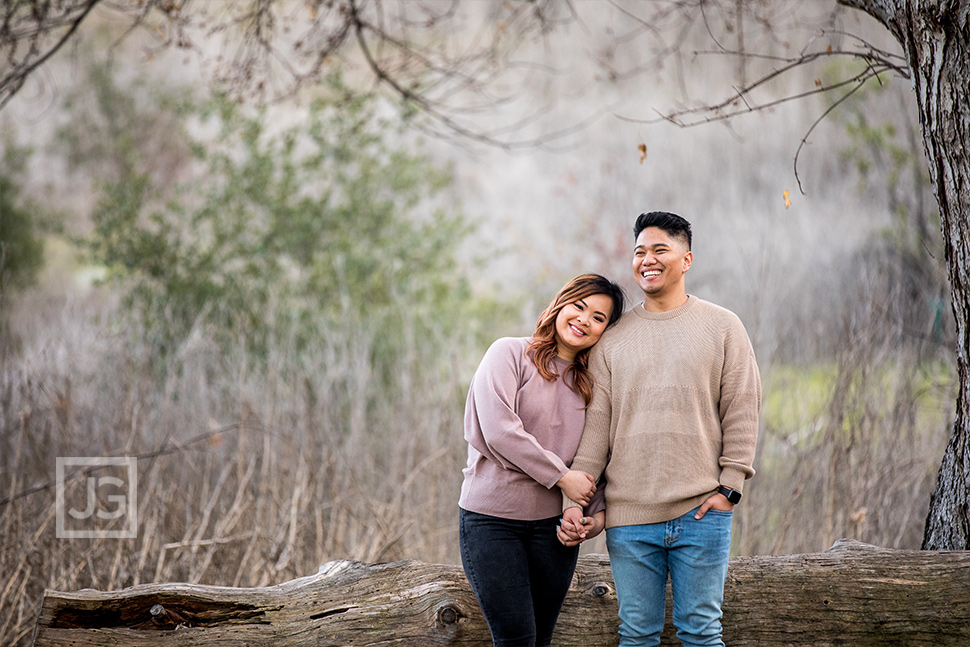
{"left": 31, "top": 541, "right": 970, "bottom": 646}
{"left": 838, "top": 1, "right": 970, "bottom": 549}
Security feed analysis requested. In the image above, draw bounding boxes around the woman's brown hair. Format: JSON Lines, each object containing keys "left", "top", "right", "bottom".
{"left": 527, "top": 274, "right": 625, "bottom": 406}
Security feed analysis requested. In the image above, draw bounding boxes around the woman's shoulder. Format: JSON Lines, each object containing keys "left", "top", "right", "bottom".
{"left": 473, "top": 337, "right": 536, "bottom": 387}
{"left": 486, "top": 336, "right": 531, "bottom": 354}
{"left": 481, "top": 336, "right": 531, "bottom": 365}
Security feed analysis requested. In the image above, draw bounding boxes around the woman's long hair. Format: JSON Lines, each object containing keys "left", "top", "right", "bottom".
{"left": 527, "top": 274, "right": 625, "bottom": 406}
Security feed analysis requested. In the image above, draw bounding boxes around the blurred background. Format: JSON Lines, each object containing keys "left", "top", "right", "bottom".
{"left": 0, "top": 2, "right": 956, "bottom": 643}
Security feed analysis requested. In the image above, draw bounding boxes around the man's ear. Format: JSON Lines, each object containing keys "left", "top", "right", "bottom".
{"left": 683, "top": 250, "right": 693, "bottom": 273}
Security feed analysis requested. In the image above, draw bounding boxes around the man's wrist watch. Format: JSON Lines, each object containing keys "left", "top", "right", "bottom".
{"left": 717, "top": 485, "right": 742, "bottom": 504}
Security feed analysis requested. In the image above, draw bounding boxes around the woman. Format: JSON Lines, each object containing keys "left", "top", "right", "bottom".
{"left": 459, "top": 273, "right": 625, "bottom": 647}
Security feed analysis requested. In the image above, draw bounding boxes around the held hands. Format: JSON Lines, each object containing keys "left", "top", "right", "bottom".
{"left": 558, "top": 508, "right": 605, "bottom": 547}
{"left": 556, "top": 470, "right": 596, "bottom": 506}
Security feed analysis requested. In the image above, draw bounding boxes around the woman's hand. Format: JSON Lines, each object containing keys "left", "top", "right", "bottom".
{"left": 558, "top": 508, "right": 605, "bottom": 546}
{"left": 556, "top": 470, "right": 596, "bottom": 506}
{"left": 558, "top": 506, "right": 586, "bottom": 546}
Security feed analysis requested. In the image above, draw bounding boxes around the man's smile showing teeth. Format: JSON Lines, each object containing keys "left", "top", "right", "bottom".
{"left": 642, "top": 270, "right": 661, "bottom": 278}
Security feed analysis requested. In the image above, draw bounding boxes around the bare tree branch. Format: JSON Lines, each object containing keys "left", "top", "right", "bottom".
{"left": 615, "top": 37, "right": 905, "bottom": 126}
{"left": 609, "top": 20, "right": 906, "bottom": 191}
{"left": 792, "top": 75, "right": 868, "bottom": 194}
{"left": 0, "top": 0, "right": 102, "bottom": 110}
{"left": 0, "top": 2, "right": 914, "bottom": 153}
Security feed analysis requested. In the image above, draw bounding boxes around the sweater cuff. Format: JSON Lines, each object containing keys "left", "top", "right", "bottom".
{"left": 543, "top": 464, "right": 569, "bottom": 490}
{"left": 584, "top": 488, "right": 606, "bottom": 518}
{"left": 719, "top": 467, "right": 748, "bottom": 492}
{"left": 562, "top": 492, "right": 583, "bottom": 512}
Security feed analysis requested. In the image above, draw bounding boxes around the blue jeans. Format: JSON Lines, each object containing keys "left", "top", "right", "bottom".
{"left": 459, "top": 507, "right": 579, "bottom": 647}
{"left": 606, "top": 508, "right": 733, "bottom": 647}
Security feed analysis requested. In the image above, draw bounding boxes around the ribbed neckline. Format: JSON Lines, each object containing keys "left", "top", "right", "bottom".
{"left": 525, "top": 337, "right": 574, "bottom": 366}
{"left": 631, "top": 294, "right": 697, "bottom": 321}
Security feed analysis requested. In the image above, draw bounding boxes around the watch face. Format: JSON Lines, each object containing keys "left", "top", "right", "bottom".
{"left": 719, "top": 486, "right": 741, "bottom": 504}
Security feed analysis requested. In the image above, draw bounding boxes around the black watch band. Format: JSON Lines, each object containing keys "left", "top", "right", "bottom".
{"left": 717, "top": 486, "right": 742, "bottom": 504}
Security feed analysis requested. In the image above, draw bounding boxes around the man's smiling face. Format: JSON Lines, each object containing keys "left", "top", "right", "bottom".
{"left": 632, "top": 226, "right": 692, "bottom": 302}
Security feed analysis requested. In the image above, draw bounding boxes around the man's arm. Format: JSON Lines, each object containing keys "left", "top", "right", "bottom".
{"left": 696, "top": 318, "right": 761, "bottom": 520}
{"left": 562, "top": 343, "right": 613, "bottom": 510}
{"left": 716, "top": 318, "right": 762, "bottom": 492}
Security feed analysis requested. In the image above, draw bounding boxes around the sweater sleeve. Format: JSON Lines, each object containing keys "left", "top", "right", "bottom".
{"left": 562, "top": 342, "right": 612, "bottom": 510}
{"left": 717, "top": 318, "right": 762, "bottom": 491}
{"left": 465, "top": 339, "right": 569, "bottom": 489}
{"left": 583, "top": 476, "right": 607, "bottom": 517}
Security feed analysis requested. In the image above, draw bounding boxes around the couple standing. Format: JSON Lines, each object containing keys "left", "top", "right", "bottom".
{"left": 458, "top": 212, "right": 762, "bottom": 647}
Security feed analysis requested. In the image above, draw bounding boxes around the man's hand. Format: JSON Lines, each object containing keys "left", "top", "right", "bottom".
{"left": 558, "top": 506, "right": 585, "bottom": 545}
{"left": 558, "top": 508, "right": 605, "bottom": 546}
{"left": 584, "top": 510, "right": 606, "bottom": 539}
{"left": 694, "top": 492, "right": 735, "bottom": 519}
{"left": 556, "top": 470, "right": 596, "bottom": 506}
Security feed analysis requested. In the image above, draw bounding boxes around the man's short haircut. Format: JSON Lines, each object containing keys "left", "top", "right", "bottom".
{"left": 633, "top": 211, "right": 692, "bottom": 250}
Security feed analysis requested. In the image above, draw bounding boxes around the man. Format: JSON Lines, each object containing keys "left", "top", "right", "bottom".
{"left": 561, "top": 211, "right": 761, "bottom": 647}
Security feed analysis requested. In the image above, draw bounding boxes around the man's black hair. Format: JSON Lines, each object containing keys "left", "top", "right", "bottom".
{"left": 633, "top": 211, "right": 692, "bottom": 250}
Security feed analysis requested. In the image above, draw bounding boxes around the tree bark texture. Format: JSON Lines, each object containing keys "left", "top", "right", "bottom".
{"left": 32, "top": 540, "right": 970, "bottom": 646}
{"left": 838, "top": 0, "right": 970, "bottom": 549}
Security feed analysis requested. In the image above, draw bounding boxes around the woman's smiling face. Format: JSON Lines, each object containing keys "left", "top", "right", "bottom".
{"left": 554, "top": 293, "right": 614, "bottom": 361}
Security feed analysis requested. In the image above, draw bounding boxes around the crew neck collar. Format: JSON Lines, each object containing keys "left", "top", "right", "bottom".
{"left": 633, "top": 294, "right": 697, "bottom": 320}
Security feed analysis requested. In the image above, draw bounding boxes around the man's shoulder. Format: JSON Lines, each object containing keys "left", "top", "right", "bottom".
{"left": 689, "top": 298, "right": 756, "bottom": 357}
{"left": 597, "top": 310, "right": 640, "bottom": 342}
{"left": 606, "top": 298, "right": 741, "bottom": 327}
{"left": 691, "top": 297, "right": 746, "bottom": 327}
{"left": 587, "top": 311, "right": 644, "bottom": 366}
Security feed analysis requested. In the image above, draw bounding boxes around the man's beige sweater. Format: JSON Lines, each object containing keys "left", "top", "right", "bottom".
{"left": 566, "top": 296, "right": 762, "bottom": 528}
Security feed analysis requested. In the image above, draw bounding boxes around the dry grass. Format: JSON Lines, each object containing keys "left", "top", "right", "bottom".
{"left": 0, "top": 288, "right": 471, "bottom": 644}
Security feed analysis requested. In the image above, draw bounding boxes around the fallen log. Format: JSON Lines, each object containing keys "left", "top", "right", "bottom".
{"left": 32, "top": 540, "right": 970, "bottom": 646}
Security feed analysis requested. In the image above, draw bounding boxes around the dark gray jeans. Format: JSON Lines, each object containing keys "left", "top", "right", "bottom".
{"left": 459, "top": 507, "right": 579, "bottom": 647}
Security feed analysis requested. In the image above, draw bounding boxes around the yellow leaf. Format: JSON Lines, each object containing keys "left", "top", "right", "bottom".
{"left": 783, "top": 189, "right": 791, "bottom": 209}
{"left": 638, "top": 143, "right": 647, "bottom": 164}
